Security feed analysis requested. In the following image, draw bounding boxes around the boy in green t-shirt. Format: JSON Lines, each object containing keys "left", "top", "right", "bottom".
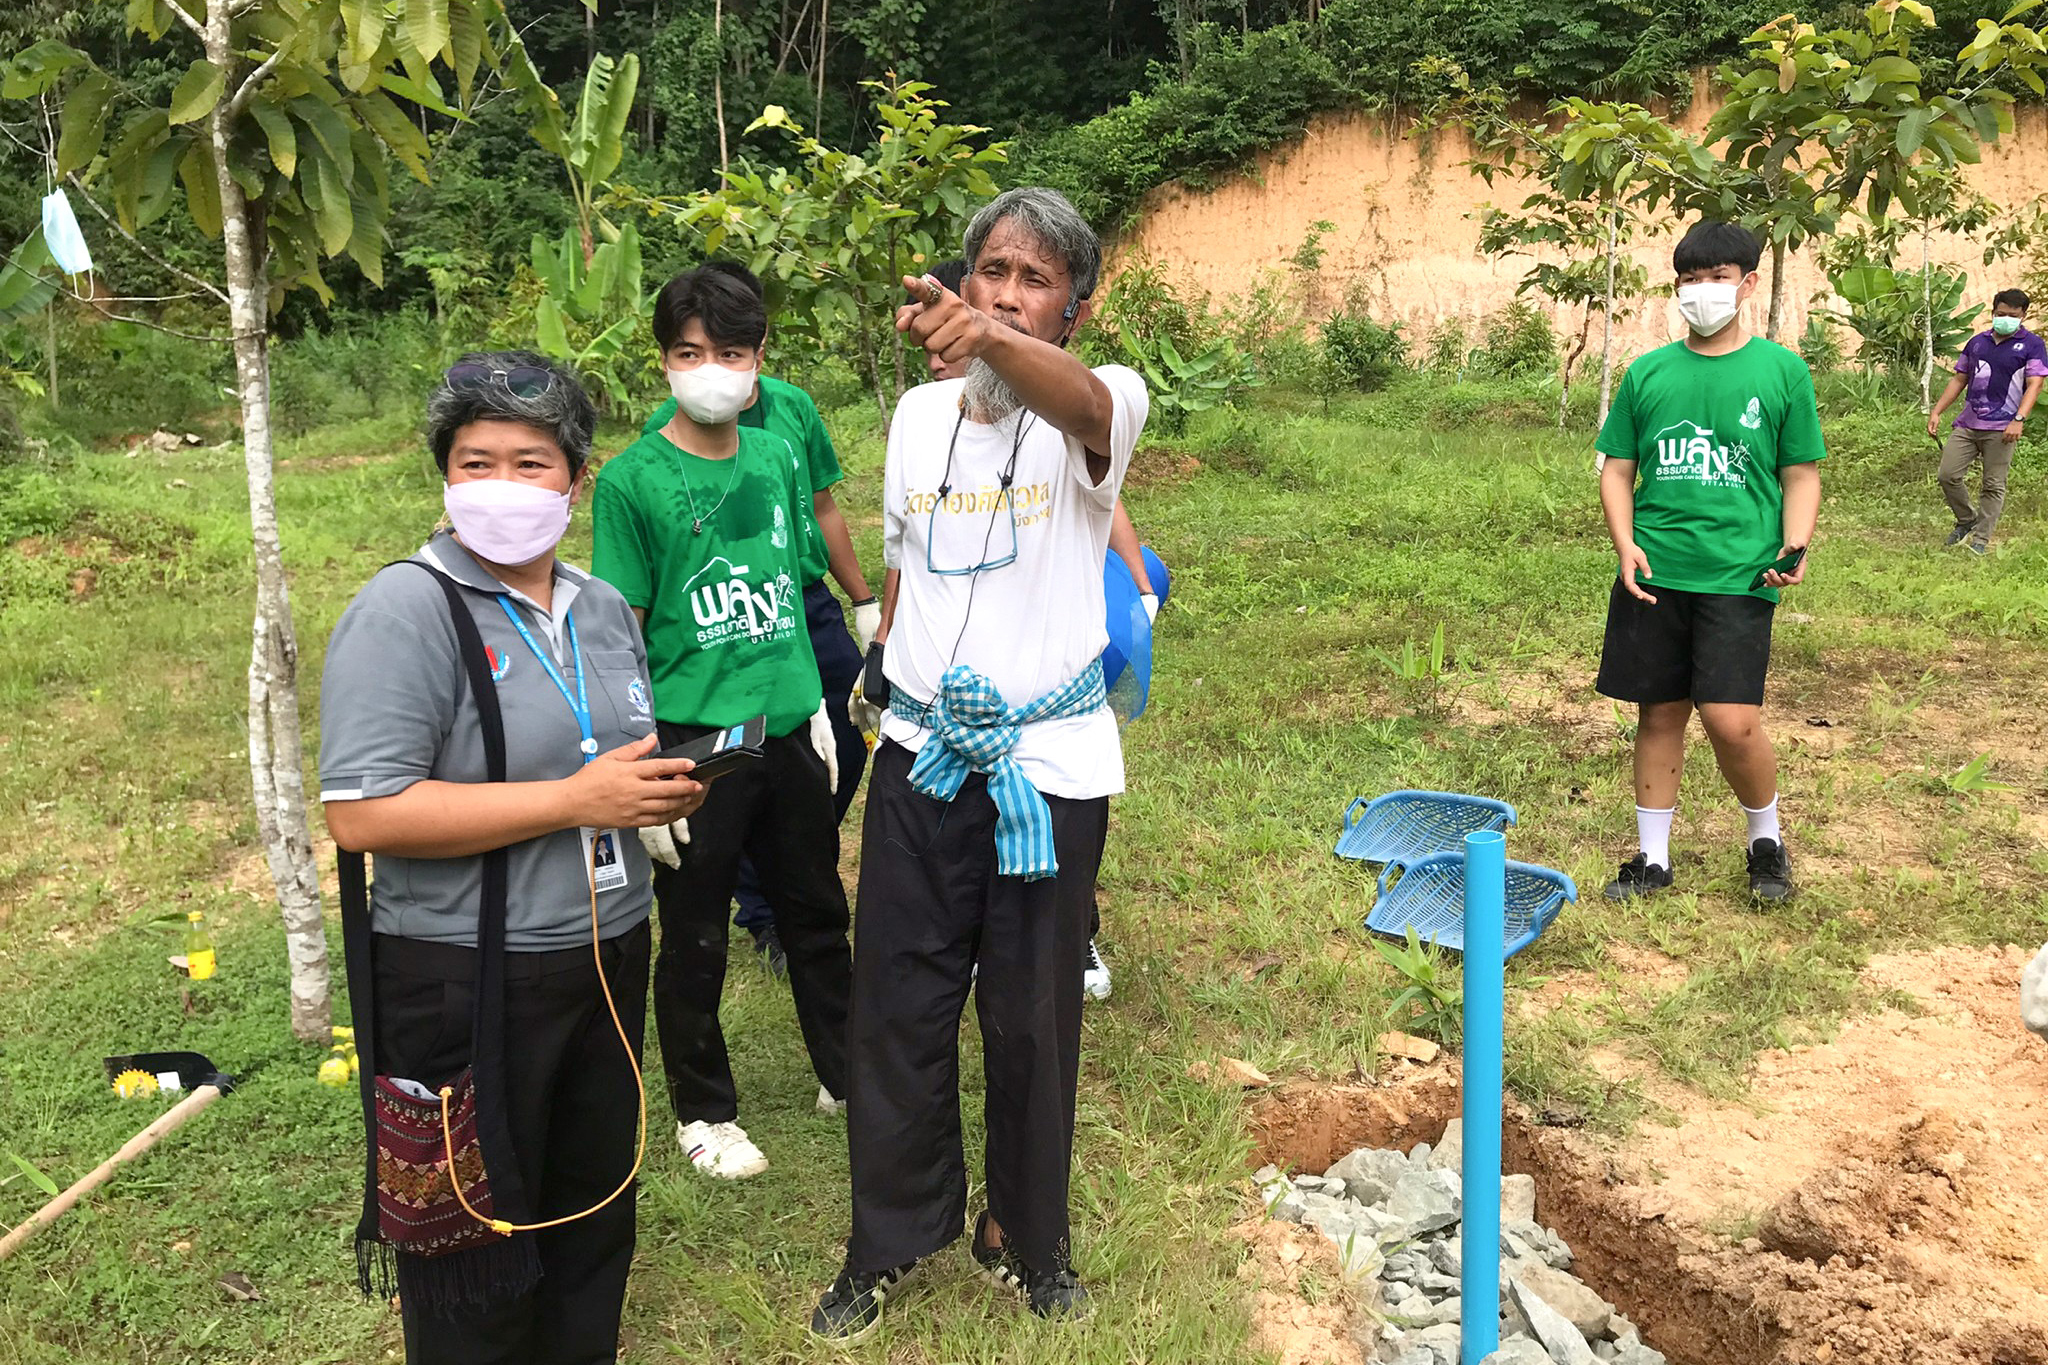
{"left": 1593, "top": 221, "right": 1825, "bottom": 904}
{"left": 591, "top": 266, "right": 853, "bottom": 1182}
{"left": 640, "top": 263, "right": 880, "bottom": 977}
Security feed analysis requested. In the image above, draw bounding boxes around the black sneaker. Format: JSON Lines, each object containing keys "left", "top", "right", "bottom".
{"left": 808, "top": 1259, "right": 920, "bottom": 1344}
{"left": 1945, "top": 522, "right": 1974, "bottom": 548}
{"left": 969, "top": 1212, "right": 1091, "bottom": 1320}
{"left": 1602, "top": 853, "right": 1673, "bottom": 902}
{"left": 1746, "top": 838, "right": 1794, "bottom": 903}
{"left": 1966, "top": 536, "right": 1990, "bottom": 557}
{"left": 751, "top": 925, "right": 788, "bottom": 979}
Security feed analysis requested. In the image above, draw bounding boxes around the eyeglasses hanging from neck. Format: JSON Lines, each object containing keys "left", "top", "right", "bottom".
{"left": 925, "top": 407, "right": 1036, "bottom": 578}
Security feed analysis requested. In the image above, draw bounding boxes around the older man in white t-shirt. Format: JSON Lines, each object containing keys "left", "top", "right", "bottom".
{"left": 810, "top": 188, "right": 1148, "bottom": 1343}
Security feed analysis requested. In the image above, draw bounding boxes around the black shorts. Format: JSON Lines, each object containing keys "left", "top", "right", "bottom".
{"left": 1594, "top": 580, "right": 1775, "bottom": 707}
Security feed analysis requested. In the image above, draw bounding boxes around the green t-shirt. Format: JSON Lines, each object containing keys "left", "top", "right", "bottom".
{"left": 591, "top": 426, "right": 824, "bottom": 737}
{"left": 644, "top": 374, "right": 841, "bottom": 584}
{"left": 1595, "top": 337, "right": 1826, "bottom": 602}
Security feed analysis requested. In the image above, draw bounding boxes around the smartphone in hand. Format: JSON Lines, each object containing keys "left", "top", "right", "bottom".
{"left": 1750, "top": 546, "right": 1807, "bottom": 591}
{"left": 653, "top": 716, "right": 767, "bottom": 782}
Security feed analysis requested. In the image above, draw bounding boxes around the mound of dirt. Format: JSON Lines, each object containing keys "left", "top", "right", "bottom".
{"left": 1236, "top": 1218, "right": 1370, "bottom": 1365}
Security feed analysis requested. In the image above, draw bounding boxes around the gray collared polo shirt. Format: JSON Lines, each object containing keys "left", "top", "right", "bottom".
{"left": 318, "top": 531, "right": 659, "bottom": 951}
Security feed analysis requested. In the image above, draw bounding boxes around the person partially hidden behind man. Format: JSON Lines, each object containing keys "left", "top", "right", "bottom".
{"left": 811, "top": 187, "right": 1149, "bottom": 1341}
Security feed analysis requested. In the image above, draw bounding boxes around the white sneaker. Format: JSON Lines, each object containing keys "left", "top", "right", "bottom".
{"left": 817, "top": 1085, "right": 847, "bottom": 1117}
{"left": 1084, "top": 939, "right": 1111, "bottom": 1002}
{"left": 678, "top": 1120, "right": 769, "bottom": 1179}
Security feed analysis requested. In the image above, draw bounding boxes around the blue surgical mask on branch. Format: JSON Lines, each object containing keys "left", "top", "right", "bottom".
{"left": 1991, "top": 316, "right": 2022, "bottom": 338}
{"left": 40, "top": 190, "right": 92, "bottom": 275}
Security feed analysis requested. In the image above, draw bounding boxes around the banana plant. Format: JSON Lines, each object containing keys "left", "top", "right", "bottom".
{"left": 530, "top": 50, "right": 640, "bottom": 267}
{"left": 519, "top": 49, "right": 648, "bottom": 407}
{"left": 530, "top": 216, "right": 650, "bottom": 408}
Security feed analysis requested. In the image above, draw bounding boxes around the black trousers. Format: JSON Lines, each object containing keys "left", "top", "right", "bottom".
{"left": 734, "top": 579, "right": 870, "bottom": 933}
{"left": 651, "top": 724, "right": 853, "bottom": 1122}
{"left": 374, "top": 922, "right": 650, "bottom": 1365}
{"left": 846, "top": 741, "right": 1108, "bottom": 1275}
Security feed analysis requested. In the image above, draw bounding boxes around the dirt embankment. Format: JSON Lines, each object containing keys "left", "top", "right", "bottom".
{"left": 1118, "top": 72, "right": 2048, "bottom": 355}
{"left": 1245, "top": 946, "right": 2048, "bottom": 1365}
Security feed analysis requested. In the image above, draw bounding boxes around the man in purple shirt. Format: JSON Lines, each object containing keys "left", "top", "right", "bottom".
{"left": 1928, "top": 288, "right": 2046, "bottom": 555}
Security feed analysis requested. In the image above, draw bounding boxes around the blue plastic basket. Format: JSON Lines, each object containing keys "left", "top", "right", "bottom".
{"left": 1334, "top": 790, "right": 1517, "bottom": 865}
{"left": 1365, "top": 851, "right": 1576, "bottom": 960}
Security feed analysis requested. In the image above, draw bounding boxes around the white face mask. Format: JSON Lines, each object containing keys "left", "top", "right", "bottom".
{"left": 668, "top": 363, "right": 757, "bottom": 425}
{"left": 443, "top": 479, "right": 572, "bottom": 567}
{"left": 1676, "top": 281, "right": 1742, "bottom": 337}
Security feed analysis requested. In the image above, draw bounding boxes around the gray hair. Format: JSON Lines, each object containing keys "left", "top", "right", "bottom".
{"left": 963, "top": 187, "right": 1102, "bottom": 307}
{"left": 426, "top": 350, "right": 598, "bottom": 477}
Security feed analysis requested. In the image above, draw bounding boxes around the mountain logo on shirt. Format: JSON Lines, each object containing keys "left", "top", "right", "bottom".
{"left": 1740, "top": 397, "right": 1762, "bottom": 430}
{"left": 682, "top": 555, "right": 801, "bottom": 647}
{"left": 1652, "top": 420, "right": 1750, "bottom": 488}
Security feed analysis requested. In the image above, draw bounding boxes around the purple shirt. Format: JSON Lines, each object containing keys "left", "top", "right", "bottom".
{"left": 1955, "top": 325, "right": 2048, "bottom": 430}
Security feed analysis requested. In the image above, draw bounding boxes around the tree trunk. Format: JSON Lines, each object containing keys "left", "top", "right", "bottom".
{"left": 887, "top": 221, "right": 905, "bottom": 408}
{"left": 1766, "top": 238, "right": 1787, "bottom": 342}
{"left": 857, "top": 317, "right": 888, "bottom": 431}
{"left": 1559, "top": 311, "right": 1592, "bottom": 430}
{"left": 1918, "top": 223, "right": 1935, "bottom": 413}
{"left": 814, "top": 0, "right": 829, "bottom": 130}
{"left": 1597, "top": 207, "right": 1619, "bottom": 427}
{"left": 645, "top": 0, "right": 659, "bottom": 143}
{"left": 46, "top": 302, "right": 58, "bottom": 411}
{"left": 714, "top": 0, "right": 729, "bottom": 176}
{"left": 775, "top": 0, "right": 809, "bottom": 74}
{"left": 206, "top": 9, "right": 330, "bottom": 1043}
{"left": 585, "top": 0, "right": 595, "bottom": 60}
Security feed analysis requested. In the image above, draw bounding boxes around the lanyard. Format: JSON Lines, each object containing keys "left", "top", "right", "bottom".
{"left": 495, "top": 597, "right": 596, "bottom": 764}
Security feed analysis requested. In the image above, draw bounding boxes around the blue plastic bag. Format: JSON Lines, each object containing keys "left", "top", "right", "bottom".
{"left": 1102, "top": 547, "right": 1169, "bottom": 726}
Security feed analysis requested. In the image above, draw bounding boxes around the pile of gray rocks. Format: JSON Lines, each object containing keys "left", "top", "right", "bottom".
{"left": 1253, "top": 1117, "right": 1666, "bottom": 1365}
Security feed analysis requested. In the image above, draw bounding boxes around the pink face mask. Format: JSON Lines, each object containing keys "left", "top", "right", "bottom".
{"left": 443, "top": 479, "right": 572, "bottom": 566}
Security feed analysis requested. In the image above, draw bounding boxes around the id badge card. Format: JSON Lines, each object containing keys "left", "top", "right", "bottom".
{"left": 583, "top": 828, "right": 629, "bottom": 893}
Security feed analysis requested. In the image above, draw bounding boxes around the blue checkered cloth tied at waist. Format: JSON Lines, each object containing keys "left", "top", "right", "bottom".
{"left": 890, "top": 660, "right": 1108, "bottom": 880}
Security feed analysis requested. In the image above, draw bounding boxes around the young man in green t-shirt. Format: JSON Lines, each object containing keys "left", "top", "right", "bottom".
{"left": 1593, "top": 221, "right": 1824, "bottom": 904}
{"left": 640, "top": 264, "right": 879, "bottom": 977}
{"left": 592, "top": 266, "right": 853, "bottom": 1181}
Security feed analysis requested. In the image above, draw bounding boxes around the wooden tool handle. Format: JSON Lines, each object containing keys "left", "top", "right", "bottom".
{"left": 0, "top": 1084, "right": 222, "bottom": 1261}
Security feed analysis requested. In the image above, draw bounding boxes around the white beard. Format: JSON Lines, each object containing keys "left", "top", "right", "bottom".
{"left": 962, "top": 356, "right": 1022, "bottom": 425}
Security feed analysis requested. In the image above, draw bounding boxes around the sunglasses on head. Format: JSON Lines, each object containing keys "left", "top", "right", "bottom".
{"left": 444, "top": 361, "right": 557, "bottom": 401}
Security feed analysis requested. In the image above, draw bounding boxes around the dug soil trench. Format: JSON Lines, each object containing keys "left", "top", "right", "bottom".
{"left": 1246, "top": 946, "right": 2048, "bottom": 1365}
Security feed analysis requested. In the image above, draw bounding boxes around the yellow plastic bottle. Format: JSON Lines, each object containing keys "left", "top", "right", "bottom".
{"left": 184, "top": 911, "right": 217, "bottom": 980}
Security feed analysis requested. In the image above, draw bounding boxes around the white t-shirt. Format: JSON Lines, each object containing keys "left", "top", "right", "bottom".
{"left": 881, "top": 364, "right": 1149, "bottom": 800}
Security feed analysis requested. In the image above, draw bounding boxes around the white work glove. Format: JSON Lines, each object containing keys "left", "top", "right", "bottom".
{"left": 637, "top": 819, "right": 689, "bottom": 870}
{"left": 1140, "top": 593, "right": 1160, "bottom": 623}
{"left": 2023, "top": 942, "right": 2048, "bottom": 1040}
{"left": 809, "top": 701, "right": 839, "bottom": 794}
{"left": 852, "top": 598, "right": 883, "bottom": 653}
{"left": 849, "top": 690, "right": 883, "bottom": 744}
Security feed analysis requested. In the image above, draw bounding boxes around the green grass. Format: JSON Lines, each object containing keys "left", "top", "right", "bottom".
{"left": 3, "top": 376, "right": 2046, "bottom": 1361}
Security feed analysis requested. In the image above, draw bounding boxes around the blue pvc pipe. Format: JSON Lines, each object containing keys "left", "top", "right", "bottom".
{"left": 1459, "top": 828, "right": 1507, "bottom": 1365}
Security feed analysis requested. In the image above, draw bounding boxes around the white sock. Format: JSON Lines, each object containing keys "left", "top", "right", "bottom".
{"left": 1741, "top": 796, "right": 1781, "bottom": 848}
{"left": 1635, "top": 806, "right": 1675, "bottom": 870}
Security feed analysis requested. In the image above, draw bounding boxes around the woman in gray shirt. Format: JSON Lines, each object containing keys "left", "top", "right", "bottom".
{"left": 319, "top": 353, "right": 704, "bottom": 1364}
